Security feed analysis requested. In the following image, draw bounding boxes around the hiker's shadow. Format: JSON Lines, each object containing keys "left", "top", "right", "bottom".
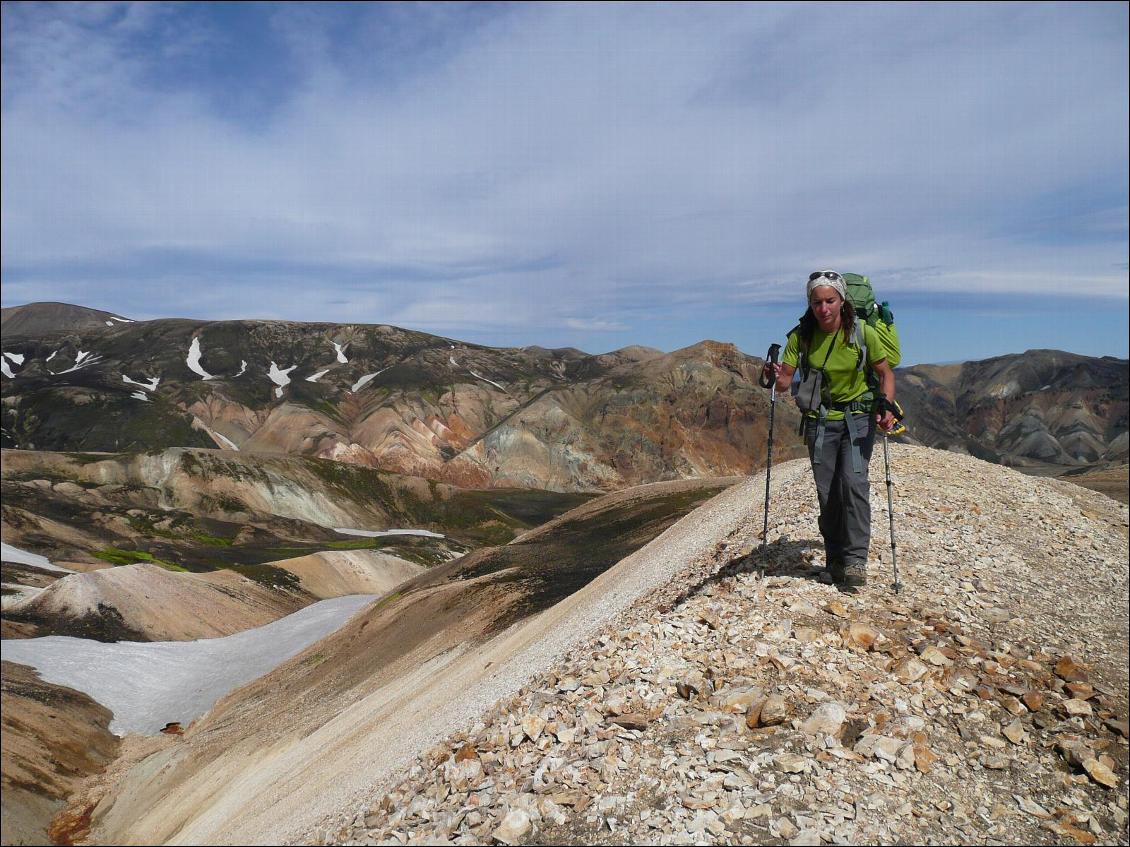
{"left": 678, "top": 538, "right": 826, "bottom": 605}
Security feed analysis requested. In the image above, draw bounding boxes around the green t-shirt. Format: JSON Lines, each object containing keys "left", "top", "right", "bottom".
{"left": 782, "top": 322, "right": 886, "bottom": 420}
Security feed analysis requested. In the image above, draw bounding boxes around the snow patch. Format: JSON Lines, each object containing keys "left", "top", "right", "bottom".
{"left": 211, "top": 430, "right": 239, "bottom": 451}
{"left": 46, "top": 351, "right": 58, "bottom": 363}
{"left": 191, "top": 416, "right": 240, "bottom": 451}
{"left": 186, "top": 338, "right": 216, "bottom": 380}
{"left": 131, "top": 391, "right": 150, "bottom": 402}
{"left": 306, "top": 369, "right": 330, "bottom": 383}
{"left": 0, "top": 542, "right": 75, "bottom": 573}
{"left": 0, "top": 360, "right": 13, "bottom": 379}
{"left": 110, "top": 316, "right": 134, "bottom": 323}
{"left": 333, "top": 342, "right": 349, "bottom": 363}
{"left": 333, "top": 528, "right": 446, "bottom": 539}
{"left": 3, "top": 351, "right": 25, "bottom": 364}
{"left": 105, "top": 321, "right": 114, "bottom": 326}
{"left": 2, "top": 583, "right": 44, "bottom": 609}
{"left": 269, "top": 362, "right": 297, "bottom": 398}
{"left": 55, "top": 350, "right": 103, "bottom": 375}
{"left": 123, "top": 374, "right": 160, "bottom": 392}
{"left": 0, "top": 594, "right": 376, "bottom": 735}
{"left": 351, "top": 367, "right": 390, "bottom": 393}
{"left": 469, "top": 369, "right": 506, "bottom": 392}
{"left": 235, "top": 360, "right": 248, "bottom": 377}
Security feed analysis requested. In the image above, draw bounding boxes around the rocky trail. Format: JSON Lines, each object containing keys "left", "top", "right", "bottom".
{"left": 316, "top": 445, "right": 1129, "bottom": 846}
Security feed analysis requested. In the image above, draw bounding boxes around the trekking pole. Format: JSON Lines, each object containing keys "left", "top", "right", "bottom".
{"left": 881, "top": 432, "right": 902, "bottom": 594}
{"left": 758, "top": 344, "right": 782, "bottom": 570}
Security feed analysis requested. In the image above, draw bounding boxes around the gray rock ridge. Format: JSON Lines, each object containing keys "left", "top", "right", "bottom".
{"left": 315, "top": 445, "right": 1129, "bottom": 846}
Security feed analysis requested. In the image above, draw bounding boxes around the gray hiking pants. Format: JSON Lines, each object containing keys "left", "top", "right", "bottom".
{"left": 804, "top": 414, "right": 875, "bottom": 566}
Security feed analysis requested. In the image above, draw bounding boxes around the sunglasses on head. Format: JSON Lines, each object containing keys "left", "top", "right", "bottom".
{"left": 809, "top": 271, "right": 841, "bottom": 282}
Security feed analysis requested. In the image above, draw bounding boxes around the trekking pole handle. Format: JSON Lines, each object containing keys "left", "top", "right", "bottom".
{"left": 759, "top": 344, "right": 782, "bottom": 389}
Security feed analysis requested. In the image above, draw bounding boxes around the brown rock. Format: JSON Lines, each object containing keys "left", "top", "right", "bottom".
{"left": 609, "top": 712, "right": 651, "bottom": 731}
{"left": 160, "top": 722, "right": 184, "bottom": 735}
{"left": 676, "top": 682, "right": 699, "bottom": 700}
{"left": 759, "top": 694, "right": 789, "bottom": 726}
{"left": 913, "top": 743, "right": 938, "bottom": 774}
{"left": 1103, "top": 718, "right": 1129, "bottom": 739}
{"left": 826, "top": 600, "right": 850, "bottom": 619}
{"left": 1002, "top": 719, "right": 1028, "bottom": 745}
{"left": 844, "top": 622, "right": 880, "bottom": 651}
{"left": 1064, "top": 682, "right": 1094, "bottom": 700}
{"left": 1063, "top": 699, "right": 1093, "bottom": 718}
{"left": 1022, "top": 691, "right": 1047, "bottom": 712}
{"left": 1001, "top": 695, "right": 1027, "bottom": 716}
{"left": 1054, "top": 656, "right": 1089, "bottom": 683}
{"left": 1083, "top": 758, "right": 1120, "bottom": 788}
{"left": 894, "top": 657, "right": 929, "bottom": 684}
{"left": 455, "top": 744, "right": 479, "bottom": 762}
{"left": 920, "top": 645, "right": 952, "bottom": 666}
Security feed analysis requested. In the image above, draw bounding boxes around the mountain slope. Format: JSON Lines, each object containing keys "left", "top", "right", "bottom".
{"left": 1, "top": 302, "right": 134, "bottom": 336}
{"left": 898, "top": 350, "right": 1128, "bottom": 470}
{"left": 1, "top": 316, "right": 804, "bottom": 490}
{"left": 63, "top": 447, "right": 1129, "bottom": 845}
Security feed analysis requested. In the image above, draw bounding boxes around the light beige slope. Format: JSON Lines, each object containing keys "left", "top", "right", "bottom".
{"left": 270, "top": 550, "right": 425, "bottom": 599}
{"left": 80, "top": 474, "right": 777, "bottom": 846}
{"left": 8, "top": 564, "right": 306, "bottom": 641}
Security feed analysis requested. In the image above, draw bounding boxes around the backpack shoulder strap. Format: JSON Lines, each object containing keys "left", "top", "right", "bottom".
{"left": 852, "top": 321, "right": 867, "bottom": 371}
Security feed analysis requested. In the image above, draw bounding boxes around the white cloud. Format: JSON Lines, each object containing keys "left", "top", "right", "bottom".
{"left": 1, "top": 2, "right": 1126, "bottom": 352}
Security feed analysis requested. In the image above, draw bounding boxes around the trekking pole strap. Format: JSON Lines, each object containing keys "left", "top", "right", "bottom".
{"left": 759, "top": 343, "right": 782, "bottom": 389}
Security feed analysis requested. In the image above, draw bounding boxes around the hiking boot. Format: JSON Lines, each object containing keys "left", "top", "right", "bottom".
{"left": 827, "top": 559, "right": 846, "bottom": 584}
{"left": 841, "top": 560, "right": 867, "bottom": 591}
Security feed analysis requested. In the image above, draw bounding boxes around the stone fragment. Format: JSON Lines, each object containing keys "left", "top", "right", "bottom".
{"left": 522, "top": 715, "right": 546, "bottom": 742}
{"left": 1057, "top": 738, "right": 1095, "bottom": 769}
{"left": 913, "top": 744, "right": 938, "bottom": 774}
{"left": 794, "top": 626, "right": 821, "bottom": 643}
{"left": 719, "top": 686, "right": 765, "bottom": 713}
{"left": 984, "top": 607, "right": 1011, "bottom": 624}
{"left": 1054, "top": 656, "right": 1089, "bottom": 683}
{"left": 826, "top": 600, "right": 850, "bottom": 619}
{"left": 1103, "top": 718, "right": 1130, "bottom": 739}
{"left": 758, "top": 695, "right": 789, "bottom": 727}
{"left": 1017, "top": 796, "right": 1051, "bottom": 818}
{"left": 609, "top": 712, "right": 650, "bottom": 731}
{"left": 455, "top": 744, "right": 478, "bottom": 762}
{"left": 676, "top": 682, "right": 699, "bottom": 700}
{"left": 800, "top": 702, "right": 847, "bottom": 737}
{"left": 1063, "top": 699, "right": 1093, "bottom": 718}
{"left": 557, "top": 676, "right": 580, "bottom": 692}
{"left": 996, "top": 696, "right": 1023, "bottom": 717}
{"left": 894, "top": 657, "right": 929, "bottom": 684}
{"left": 844, "top": 622, "right": 880, "bottom": 651}
{"left": 1002, "top": 720, "right": 1028, "bottom": 745}
{"left": 982, "top": 754, "right": 1009, "bottom": 770}
{"left": 775, "top": 817, "right": 799, "bottom": 838}
{"left": 1065, "top": 682, "right": 1094, "bottom": 700}
{"left": 920, "top": 646, "right": 952, "bottom": 666}
{"left": 1083, "top": 758, "right": 1120, "bottom": 788}
{"left": 1022, "top": 691, "right": 1047, "bottom": 712}
{"left": 492, "top": 809, "right": 531, "bottom": 844}
{"left": 776, "top": 753, "right": 808, "bottom": 774}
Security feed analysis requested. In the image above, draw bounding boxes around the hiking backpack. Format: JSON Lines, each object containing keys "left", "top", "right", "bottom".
{"left": 842, "top": 273, "right": 900, "bottom": 369}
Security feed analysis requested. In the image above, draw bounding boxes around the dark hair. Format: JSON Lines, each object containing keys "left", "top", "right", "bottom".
{"left": 799, "top": 298, "right": 855, "bottom": 350}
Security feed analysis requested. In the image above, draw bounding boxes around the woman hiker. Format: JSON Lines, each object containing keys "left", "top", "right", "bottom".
{"left": 762, "top": 270, "right": 897, "bottom": 590}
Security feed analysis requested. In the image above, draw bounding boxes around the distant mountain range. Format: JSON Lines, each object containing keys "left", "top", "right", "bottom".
{"left": 2, "top": 302, "right": 1126, "bottom": 494}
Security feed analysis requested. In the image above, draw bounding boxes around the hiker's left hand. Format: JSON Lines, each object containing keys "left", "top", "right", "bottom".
{"left": 877, "top": 411, "right": 895, "bottom": 432}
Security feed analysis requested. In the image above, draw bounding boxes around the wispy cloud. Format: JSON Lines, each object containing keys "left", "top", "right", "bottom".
{"left": 2, "top": 2, "right": 1126, "bottom": 358}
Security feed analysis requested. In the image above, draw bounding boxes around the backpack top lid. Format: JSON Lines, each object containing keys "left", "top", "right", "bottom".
{"left": 842, "top": 273, "right": 876, "bottom": 321}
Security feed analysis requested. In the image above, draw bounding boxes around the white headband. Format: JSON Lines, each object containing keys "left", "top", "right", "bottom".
{"left": 806, "top": 270, "right": 847, "bottom": 302}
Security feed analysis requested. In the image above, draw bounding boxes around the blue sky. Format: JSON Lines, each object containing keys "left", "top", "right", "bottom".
{"left": 2, "top": 1, "right": 1127, "bottom": 365}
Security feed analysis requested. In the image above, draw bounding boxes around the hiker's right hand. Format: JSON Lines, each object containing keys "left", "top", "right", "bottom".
{"left": 761, "top": 363, "right": 781, "bottom": 383}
